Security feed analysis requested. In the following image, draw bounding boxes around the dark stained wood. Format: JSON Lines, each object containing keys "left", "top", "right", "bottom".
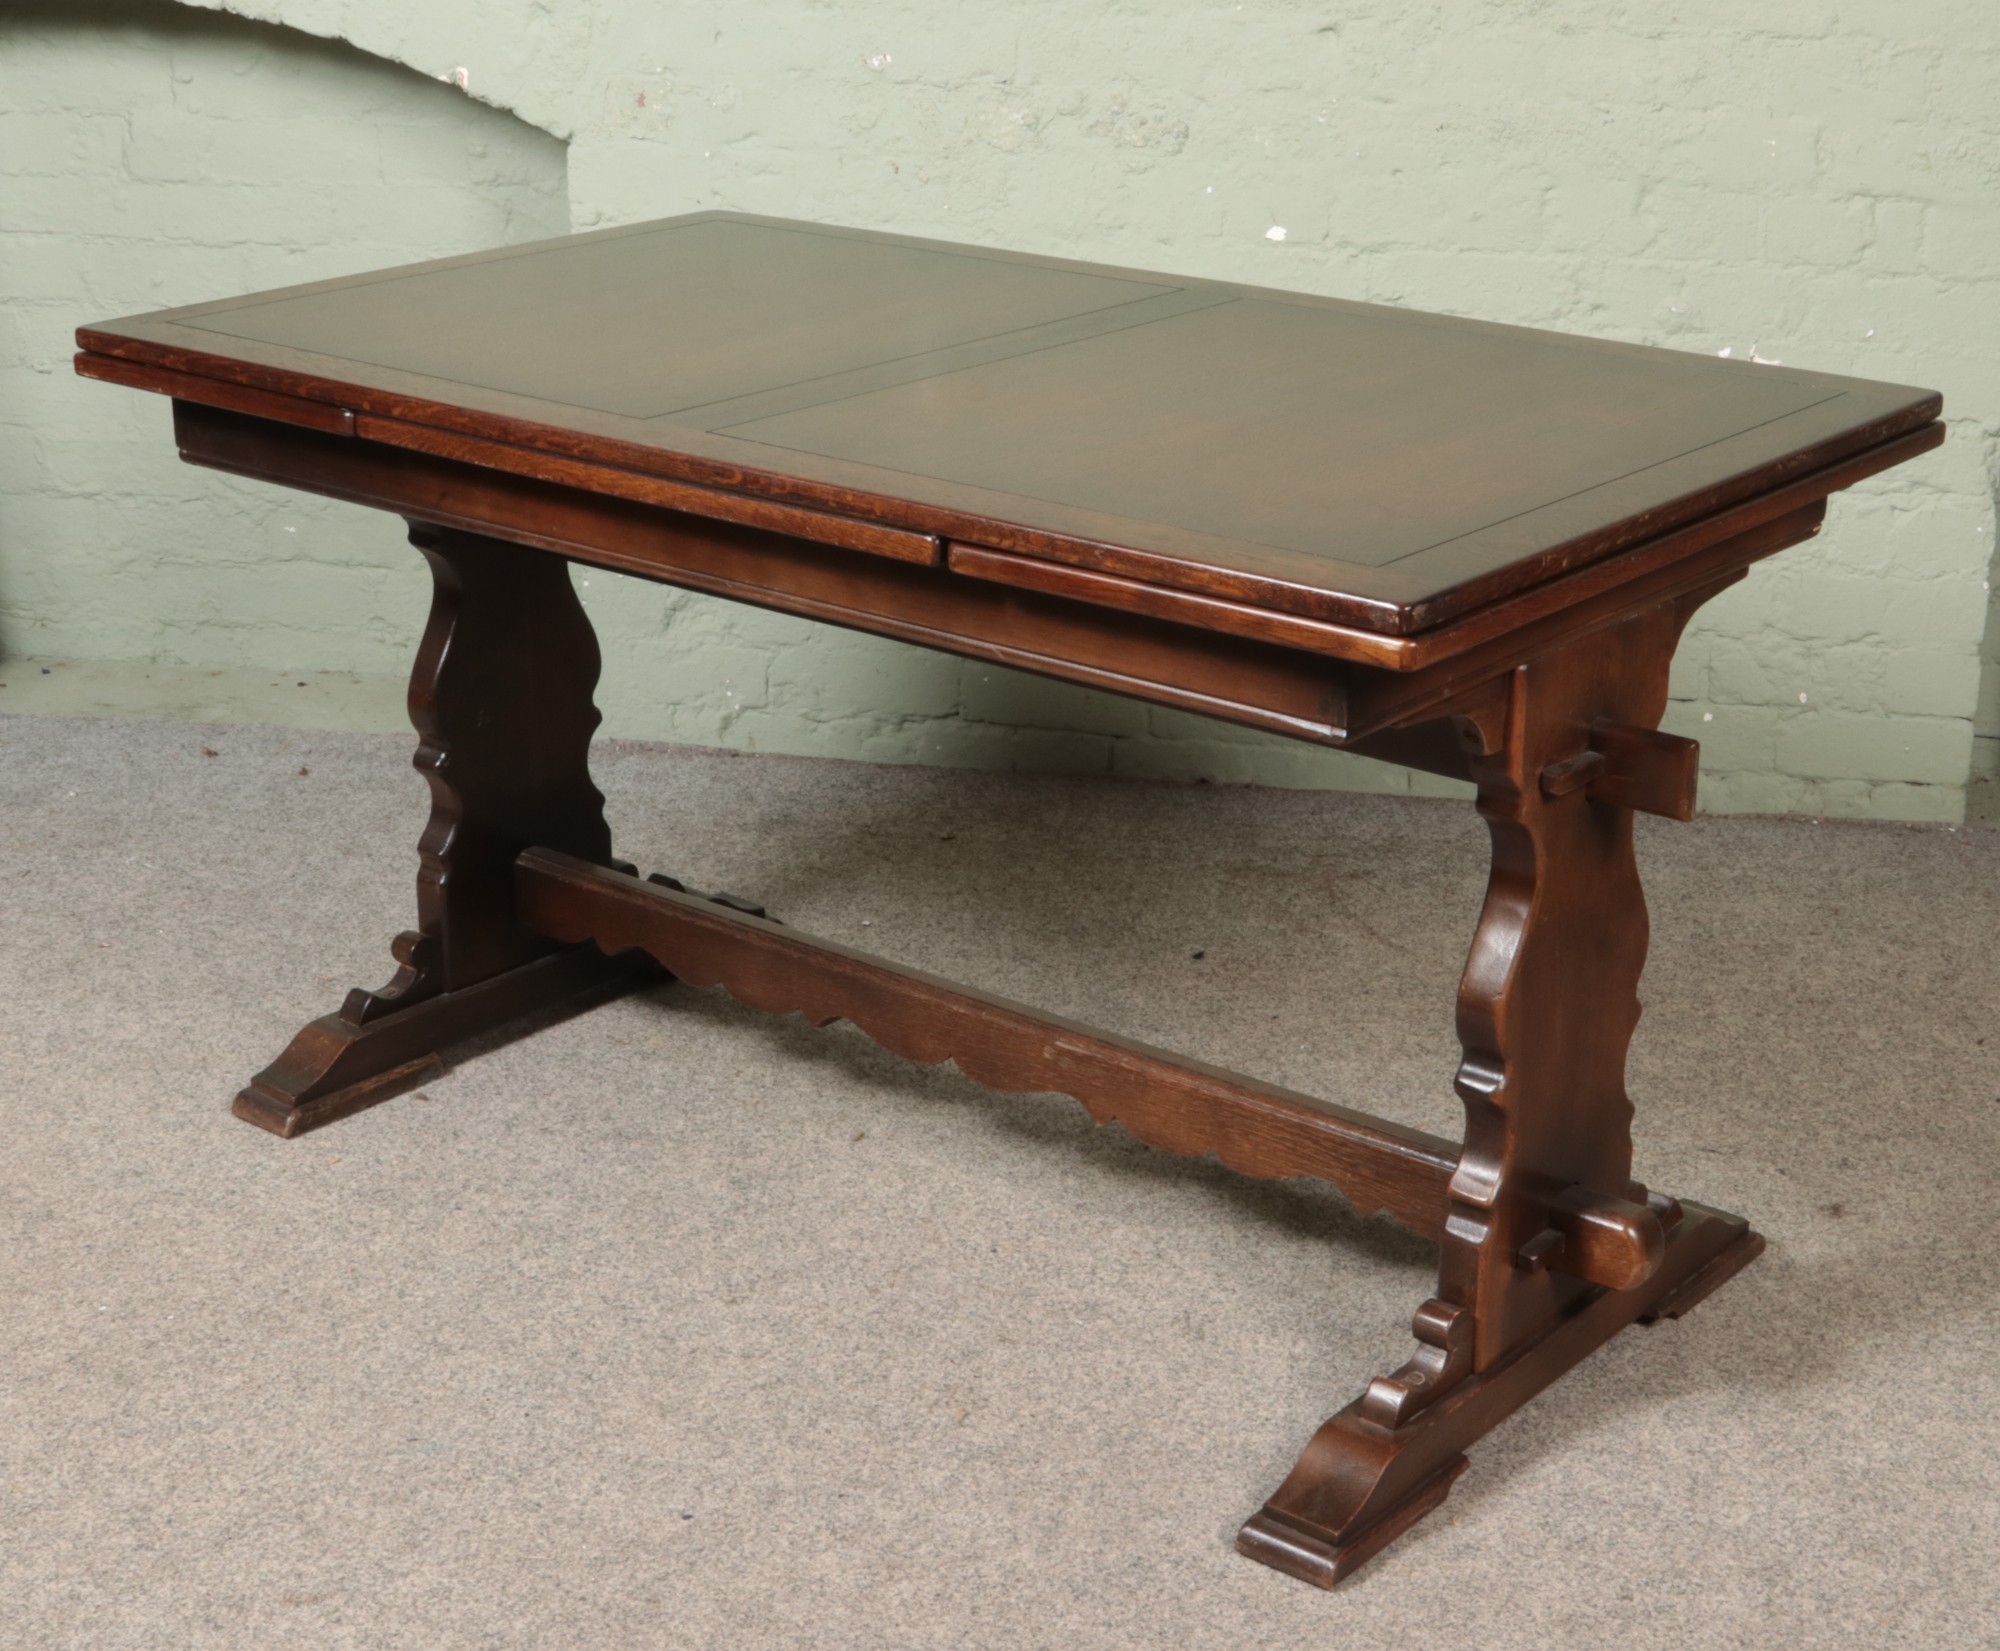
{"left": 363, "top": 414, "right": 943, "bottom": 566}
{"left": 171, "top": 217, "right": 1183, "bottom": 421}
{"left": 233, "top": 521, "right": 648, "bottom": 1135}
{"left": 1546, "top": 1183, "right": 1667, "bottom": 1292}
{"left": 138, "top": 383, "right": 1940, "bottom": 686}
{"left": 513, "top": 848, "right": 1667, "bottom": 1296}
{"left": 946, "top": 540, "right": 1383, "bottom": 658}
{"left": 1335, "top": 509, "right": 1817, "bottom": 740}
{"left": 165, "top": 406, "right": 1923, "bottom": 764}
{"left": 1452, "top": 607, "right": 1694, "bottom": 1367}
{"left": 234, "top": 946, "right": 655, "bottom": 1138}
{"left": 76, "top": 347, "right": 357, "bottom": 435}
{"left": 521, "top": 849, "right": 1456, "bottom": 1234}
{"left": 1537, "top": 747, "right": 1606, "bottom": 800}
{"left": 374, "top": 521, "right": 619, "bottom": 999}
{"left": 1238, "top": 1202, "right": 1762, "bottom": 1588}
{"left": 952, "top": 415, "right": 1939, "bottom": 673}
{"left": 173, "top": 402, "right": 1358, "bottom": 746}
{"left": 718, "top": 291, "right": 1909, "bottom": 622}
{"left": 1537, "top": 723, "right": 1700, "bottom": 822}
{"left": 72, "top": 217, "right": 1948, "bottom": 1589}
{"left": 1241, "top": 593, "right": 1750, "bottom": 1582}
{"left": 76, "top": 210, "right": 1943, "bottom": 635}
{"left": 1584, "top": 721, "right": 1702, "bottom": 822}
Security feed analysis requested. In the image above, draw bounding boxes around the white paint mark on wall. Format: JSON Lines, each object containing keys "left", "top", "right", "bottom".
{"left": 864, "top": 53, "right": 892, "bottom": 70}
{"left": 1265, "top": 225, "right": 1287, "bottom": 241}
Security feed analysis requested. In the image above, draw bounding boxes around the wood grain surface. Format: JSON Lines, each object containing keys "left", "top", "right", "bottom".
{"left": 76, "top": 211, "right": 1942, "bottom": 635}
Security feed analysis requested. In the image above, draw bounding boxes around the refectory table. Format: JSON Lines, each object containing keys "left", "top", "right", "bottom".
{"left": 75, "top": 214, "right": 1943, "bottom": 1587}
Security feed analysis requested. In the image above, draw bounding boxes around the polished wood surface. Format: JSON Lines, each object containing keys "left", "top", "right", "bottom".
{"left": 76, "top": 212, "right": 1940, "bottom": 634}
{"left": 514, "top": 846, "right": 1667, "bottom": 1294}
{"left": 75, "top": 220, "right": 1944, "bottom": 1590}
{"left": 233, "top": 521, "right": 660, "bottom": 1136}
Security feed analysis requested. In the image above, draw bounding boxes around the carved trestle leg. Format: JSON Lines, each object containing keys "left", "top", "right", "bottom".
{"left": 1237, "top": 599, "right": 1765, "bottom": 1587}
{"left": 234, "top": 521, "right": 658, "bottom": 1137}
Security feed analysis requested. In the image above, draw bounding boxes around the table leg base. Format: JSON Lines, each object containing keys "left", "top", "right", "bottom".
{"left": 1638, "top": 1225, "right": 1766, "bottom": 1324}
{"left": 1237, "top": 1201, "right": 1760, "bottom": 1588}
{"left": 233, "top": 945, "right": 660, "bottom": 1137}
{"left": 1237, "top": 1456, "right": 1469, "bottom": 1588}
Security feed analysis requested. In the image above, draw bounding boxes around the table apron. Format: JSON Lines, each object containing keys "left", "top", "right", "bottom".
{"left": 172, "top": 402, "right": 1824, "bottom": 768}
{"left": 176, "top": 401, "right": 1364, "bottom": 747}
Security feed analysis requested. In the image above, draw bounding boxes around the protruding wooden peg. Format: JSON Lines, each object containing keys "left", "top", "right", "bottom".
{"left": 1538, "top": 748, "right": 1606, "bottom": 798}
{"left": 1513, "top": 1186, "right": 1667, "bottom": 1292}
{"left": 1538, "top": 722, "right": 1700, "bottom": 820}
{"left": 1516, "top": 1227, "right": 1567, "bottom": 1274}
{"left": 1551, "top": 1185, "right": 1667, "bottom": 1291}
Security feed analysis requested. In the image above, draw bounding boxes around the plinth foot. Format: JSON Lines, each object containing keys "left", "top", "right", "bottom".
{"left": 1239, "top": 1200, "right": 1760, "bottom": 1587}
{"left": 233, "top": 944, "right": 660, "bottom": 1137}
{"left": 1237, "top": 1456, "right": 1468, "bottom": 1588}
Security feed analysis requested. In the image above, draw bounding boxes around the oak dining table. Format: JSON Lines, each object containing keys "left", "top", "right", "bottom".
{"left": 75, "top": 213, "right": 1943, "bottom": 1588}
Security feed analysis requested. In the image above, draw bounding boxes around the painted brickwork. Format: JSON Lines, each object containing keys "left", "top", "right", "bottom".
{"left": 0, "top": 3, "right": 570, "bottom": 690}
{"left": 5, "top": 0, "right": 1996, "bottom": 818}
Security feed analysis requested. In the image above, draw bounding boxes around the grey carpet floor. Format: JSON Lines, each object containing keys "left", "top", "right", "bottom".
{"left": 3, "top": 712, "right": 1996, "bottom": 1651}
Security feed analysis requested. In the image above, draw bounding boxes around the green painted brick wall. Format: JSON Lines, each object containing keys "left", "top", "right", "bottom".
{"left": 4, "top": 0, "right": 1997, "bottom": 820}
{"left": 0, "top": 1, "right": 570, "bottom": 693}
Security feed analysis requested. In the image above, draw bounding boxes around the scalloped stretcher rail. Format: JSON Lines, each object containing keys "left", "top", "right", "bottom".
{"left": 513, "top": 847, "right": 1663, "bottom": 1293}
